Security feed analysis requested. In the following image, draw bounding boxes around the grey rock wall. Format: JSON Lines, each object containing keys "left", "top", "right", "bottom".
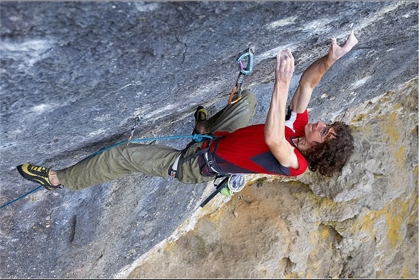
{"left": 0, "top": 1, "right": 417, "bottom": 278}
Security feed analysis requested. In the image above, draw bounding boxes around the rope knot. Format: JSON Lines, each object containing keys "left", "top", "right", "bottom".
{"left": 192, "top": 134, "right": 213, "bottom": 142}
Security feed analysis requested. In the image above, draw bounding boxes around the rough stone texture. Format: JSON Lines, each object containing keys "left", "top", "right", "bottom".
{"left": 0, "top": 1, "right": 417, "bottom": 279}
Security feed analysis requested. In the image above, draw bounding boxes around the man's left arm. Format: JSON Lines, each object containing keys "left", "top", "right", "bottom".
{"left": 290, "top": 30, "right": 358, "bottom": 113}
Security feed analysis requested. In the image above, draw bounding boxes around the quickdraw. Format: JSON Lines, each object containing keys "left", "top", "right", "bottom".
{"left": 127, "top": 116, "right": 141, "bottom": 145}
{"left": 228, "top": 47, "right": 254, "bottom": 105}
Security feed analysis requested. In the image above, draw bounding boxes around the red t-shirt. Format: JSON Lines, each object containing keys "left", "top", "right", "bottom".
{"left": 207, "top": 109, "right": 308, "bottom": 177}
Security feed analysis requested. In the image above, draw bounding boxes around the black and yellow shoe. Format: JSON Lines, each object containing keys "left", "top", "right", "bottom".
{"left": 192, "top": 106, "right": 208, "bottom": 136}
{"left": 194, "top": 105, "right": 207, "bottom": 124}
{"left": 16, "top": 163, "right": 60, "bottom": 190}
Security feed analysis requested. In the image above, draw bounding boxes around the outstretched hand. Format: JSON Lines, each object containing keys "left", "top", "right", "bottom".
{"left": 328, "top": 30, "right": 359, "bottom": 61}
{"left": 275, "top": 49, "right": 295, "bottom": 85}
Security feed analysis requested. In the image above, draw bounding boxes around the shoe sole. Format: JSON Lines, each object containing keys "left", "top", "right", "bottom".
{"left": 194, "top": 106, "right": 207, "bottom": 123}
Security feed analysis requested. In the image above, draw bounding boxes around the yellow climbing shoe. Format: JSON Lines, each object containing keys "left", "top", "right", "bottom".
{"left": 16, "top": 163, "right": 60, "bottom": 190}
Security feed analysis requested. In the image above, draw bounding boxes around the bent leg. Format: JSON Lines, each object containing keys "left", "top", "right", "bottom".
{"left": 205, "top": 90, "right": 257, "bottom": 133}
{"left": 57, "top": 143, "right": 179, "bottom": 191}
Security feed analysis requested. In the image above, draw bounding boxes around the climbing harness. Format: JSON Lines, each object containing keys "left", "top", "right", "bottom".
{"left": 169, "top": 134, "right": 225, "bottom": 179}
{"left": 228, "top": 47, "right": 254, "bottom": 105}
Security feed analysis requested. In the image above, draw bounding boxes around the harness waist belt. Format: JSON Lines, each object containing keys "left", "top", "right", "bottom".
{"left": 204, "top": 150, "right": 222, "bottom": 175}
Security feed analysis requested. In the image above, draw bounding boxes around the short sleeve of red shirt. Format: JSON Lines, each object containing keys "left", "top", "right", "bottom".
{"left": 285, "top": 109, "right": 308, "bottom": 176}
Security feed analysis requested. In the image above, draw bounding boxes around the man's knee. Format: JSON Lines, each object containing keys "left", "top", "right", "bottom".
{"left": 240, "top": 90, "right": 257, "bottom": 107}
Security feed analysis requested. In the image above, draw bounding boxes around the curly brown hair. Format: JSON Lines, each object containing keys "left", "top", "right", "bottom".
{"left": 303, "top": 121, "right": 354, "bottom": 177}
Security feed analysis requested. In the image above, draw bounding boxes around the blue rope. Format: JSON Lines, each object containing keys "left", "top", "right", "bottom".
{"left": 84, "top": 134, "right": 213, "bottom": 160}
{"left": 0, "top": 185, "right": 43, "bottom": 209}
{"left": 1, "top": 134, "right": 213, "bottom": 210}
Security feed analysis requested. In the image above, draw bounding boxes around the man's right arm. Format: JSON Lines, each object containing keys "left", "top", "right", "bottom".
{"left": 265, "top": 49, "right": 299, "bottom": 169}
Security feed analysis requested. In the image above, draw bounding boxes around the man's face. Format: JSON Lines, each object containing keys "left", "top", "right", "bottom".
{"left": 305, "top": 121, "right": 337, "bottom": 146}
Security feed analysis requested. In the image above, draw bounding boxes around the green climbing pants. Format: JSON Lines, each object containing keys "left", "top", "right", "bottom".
{"left": 57, "top": 90, "right": 257, "bottom": 190}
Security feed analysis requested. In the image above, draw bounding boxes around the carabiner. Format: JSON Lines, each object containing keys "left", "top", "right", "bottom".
{"left": 237, "top": 47, "right": 254, "bottom": 75}
{"left": 127, "top": 116, "right": 141, "bottom": 145}
{"left": 228, "top": 47, "right": 254, "bottom": 105}
{"left": 228, "top": 86, "right": 242, "bottom": 105}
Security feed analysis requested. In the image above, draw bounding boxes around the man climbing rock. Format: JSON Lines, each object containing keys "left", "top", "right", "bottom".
{"left": 17, "top": 30, "right": 358, "bottom": 194}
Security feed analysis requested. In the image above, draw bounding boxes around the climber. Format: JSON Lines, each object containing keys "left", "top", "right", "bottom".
{"left": 17, "top": 30, "right": 358, "bottom": 193}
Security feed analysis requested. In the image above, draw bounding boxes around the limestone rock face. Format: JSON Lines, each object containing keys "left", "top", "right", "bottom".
{"left": 0, "top": 1, "right": 417, "bottom": 278}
